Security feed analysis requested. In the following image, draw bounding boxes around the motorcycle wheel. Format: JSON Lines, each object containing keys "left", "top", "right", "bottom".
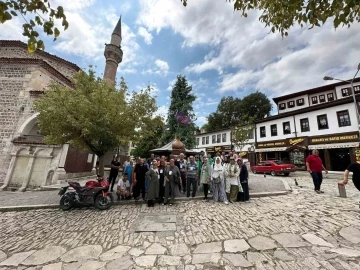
{"left": 60, "top": 195, "right": 72, "bottom": 211}
{"left": 95, "top": 193, "right": 113, "bottom": 210}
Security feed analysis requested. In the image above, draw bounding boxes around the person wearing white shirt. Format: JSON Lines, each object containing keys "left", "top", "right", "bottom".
{"left": 116, "top": 173, "right": 131, "bottom": 201}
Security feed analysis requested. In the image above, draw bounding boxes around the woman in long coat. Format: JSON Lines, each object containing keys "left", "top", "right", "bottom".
{"left": 145, "top": 160, "right": 159, "bottom": 207}
{"left": 225, "top": 157, "right": 242, "bottom": 203}
{"left": 237, "top": 158, "right": 249, "bottom": 201}
{"left": 211, "top": 157, "right": 228, "bottom": 204}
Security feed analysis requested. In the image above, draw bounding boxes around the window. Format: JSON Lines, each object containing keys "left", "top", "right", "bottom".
{"left": 337, "top": 110, "right": 351, "bottom": 127}
{"left": 279, "top": 103, "right": 286, "bottom": 110}
{"left": 196, "top": 138, "right": 200, "bottom": 146}
{"left": 287, "top": 101, "right": 295, "bottom": 108}
{"left": 317, "top": 114, "right": 329, "bottom": 130}
{"left": 327, "top": 93, "right": 334, "bottom": 101}
{"left": 354, "top": 85, "right": 360, "bottom": 94}
{"left": 283, "top": 122, "right": 291, "bottom": 135}
{"left": 311, "top": 96, "right": 318, "bottom": 105}
{"left": 319, "top": 94, "right": 326, "bottom": 103}
{"left": 202, "top": 137, "right": 205, "bottom": 145}
{"left": 296, "top": 98, "right": 304, "bottom": 106}
{"left": 217, "top": 134, "right": 221, "bottom": 143}
{"left": 300, "top": 118, "right": 310, "bottom": 132}
{"left": 248, "top": 130, "right": 254, "bottom": 139}
{"left": 271, "top": 124, "right": 277, "bottom": 136}
{"left": 260, "top": 126, "right": 266, "bottom": 138}
{"left": 212, "top": 135, "right": 216, "bottom": 144}
{"left": 222, "top": 133, "right": 226, "bottom": 142}
{"left": 341, "top": 88, "right": 352, "bottom": 97}
{"left": 206, "top": 136, "right": 209, "bottom": 144}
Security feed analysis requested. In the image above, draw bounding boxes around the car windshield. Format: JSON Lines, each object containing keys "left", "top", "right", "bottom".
{"left": 273, "top": 160, "right": 285, "bottom": 165}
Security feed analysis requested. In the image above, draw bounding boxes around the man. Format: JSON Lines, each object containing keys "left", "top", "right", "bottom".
{"left": 343, "top": 163, "right": 360, "bottom": 192}
{"left": 116, "top": 173, "right": 131, "bottom": 201}
{"left": 186, "top": 156, "right": 198, "bottom": 198}
{"left": 306, "top": 150, "right": 328, "bottom": 194}
{"left": 199, "top": 151, "right": 205, "bottom": 163}
{"left": 109, "top": 156, "right": 121, "bottom": 192}
{"left": 123, "top": 156, "right": 131, "bottom": 169}
{"left": 164, "top": 159, "right": 181, "bottom": 206}
{"left": 176, "top": 153, "right": 187, "bottom": 193}
{"left": 133, "top": 158, "right": 149, "bottom": 201}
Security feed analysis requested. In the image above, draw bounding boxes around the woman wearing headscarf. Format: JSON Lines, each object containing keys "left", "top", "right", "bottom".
{"left": 200, "top": 157, "right": 212, "bottom": 201}
{"left": 237, "top": 158, "right": 249, "bottom": 201}
{"left": 211, "top": 157, "right": 228, "bottom": 205}
{"left": 145, "top": 160, "right": 160, "bottom": 207}
{"left": 225, "top": 156, "right": 242, "bottom": 203}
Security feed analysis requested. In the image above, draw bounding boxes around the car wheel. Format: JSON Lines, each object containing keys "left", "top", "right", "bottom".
{"left": 284, "top": 173, "right": 290, "bottom": 176}
{"left": 270, "top": 171, "right": 276, "bottom": 176}
{"left": 252, "top": 169, "right": 257, "bottom": 174}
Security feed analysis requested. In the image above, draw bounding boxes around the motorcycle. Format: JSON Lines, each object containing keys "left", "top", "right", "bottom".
{"left": 58, "top": 175, "right": 114, "bottom": 211}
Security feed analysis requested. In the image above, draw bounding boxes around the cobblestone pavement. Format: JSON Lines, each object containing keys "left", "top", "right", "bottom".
{"left": 0, "top": 175, "right": 286, "bottom": 207}
{"left": 0, "top": 173, "right": 359, "bottom": 269}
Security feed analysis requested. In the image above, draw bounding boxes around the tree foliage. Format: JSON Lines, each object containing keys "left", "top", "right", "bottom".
{"left": 131, "top": 116, "right": 165, "bottom": 158}
{"left": 0, "top": 0, "right": 68, "bottom": 52}
{"left": 206, "top": 91, "right": 271, "bottom": 132}
{"left": 232, "top": 117, "right": 255, "bottom": 149}
{"left": 34, "top": 70, "right": 157, "bottom": 175}
{"left": 181, "top": 0, "right": 360, "bottom": 36}
{"left": 161, "top": 75, "right": 197, "bottom": 149}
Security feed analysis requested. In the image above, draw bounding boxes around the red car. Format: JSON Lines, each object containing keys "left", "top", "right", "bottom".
{"left": 251, "top": 160, "right": 296, "bottom": 176}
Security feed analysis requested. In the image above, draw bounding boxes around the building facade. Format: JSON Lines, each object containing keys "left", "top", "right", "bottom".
{"left": 255, "top": 78, "right": 360, "bottom": 171}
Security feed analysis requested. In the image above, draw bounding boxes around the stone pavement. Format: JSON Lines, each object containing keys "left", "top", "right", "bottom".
{"left": 0, "top": 174, "right": 287, "bottom": 207}
{"left": 0, "top": 173, "right": 359, "bottom": 269}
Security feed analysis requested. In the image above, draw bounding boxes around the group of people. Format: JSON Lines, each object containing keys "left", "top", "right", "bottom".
{"left": 107, "top": 150, "right": 250, "bottom": 207}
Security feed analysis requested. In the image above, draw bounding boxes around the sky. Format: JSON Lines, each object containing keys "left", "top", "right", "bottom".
{"left": 1, "top": 0, "right": 360, "bottom": 127}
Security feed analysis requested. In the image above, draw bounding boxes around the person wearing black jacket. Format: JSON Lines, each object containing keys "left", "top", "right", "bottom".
{"left": 237, "top": 158, "right": 249, "bottom": 201}
{"left": 109, "top": 156, "right": 121, "bottom": 192}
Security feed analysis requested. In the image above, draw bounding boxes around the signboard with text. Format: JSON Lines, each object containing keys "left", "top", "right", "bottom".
{"left": 309, "top": 132, "right": 359, "bottom": 145}
{"left": 355, "top": 148, "right": 360, "bottom": 164}
{"left": 256, "top": 137, "right": 308, "bottom": 149}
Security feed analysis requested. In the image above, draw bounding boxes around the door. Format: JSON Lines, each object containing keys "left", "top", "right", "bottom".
{"left": 329, "top": 148, "right": 351, "bottom": 171}
{"left": 264, "top": 162, "right": 272, "bottom": 173}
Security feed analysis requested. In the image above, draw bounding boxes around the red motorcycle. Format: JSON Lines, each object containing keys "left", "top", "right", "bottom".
{"left": 59, "top": 175, "right": 114, "bottom": 211}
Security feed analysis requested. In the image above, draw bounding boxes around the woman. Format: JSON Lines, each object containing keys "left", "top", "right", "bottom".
{"left": 158, "top": 160, "right": 166, "bottom": 203}
{"left": 124, "top": 161, "right": 133, "bottom": 186}
{"left": 225, "top": 157, "right": 242, "bottom": 203}
{"left": 237, "top": 158, "right": 249, "bottom": 201}
{"left": 200, "top": 157, "right": 212, "bottom": 201}
{"left": 164, "top": 159, "right": 181, "bottom": 206}
{"left": 212, "top": 157, "right": 228, "bottom": 205}
{"left": 145, "top": 160, "right": 160, "bottom": 207}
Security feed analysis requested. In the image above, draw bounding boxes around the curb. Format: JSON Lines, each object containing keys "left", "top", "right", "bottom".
{"left": 0, "top": 190, "right": 290, "bottom": 212}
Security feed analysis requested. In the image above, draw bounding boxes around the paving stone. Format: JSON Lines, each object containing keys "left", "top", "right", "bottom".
{"left": 222, "top": 253, "right": 252, "bottom": 267}
{"left": 339, "top": 226, "right": 360, "bottom": 244}
{"left": 184, "top": 266, "right": 196, "bottom": 270}
{"left": 191, "top": 253, "right": 221, "bottom": 264}
{"left": 0, "top": 251, "right": 35, "bottom": 266}
{"left": 61, "top": 245, "right": 103, "bottom": 263}
{"left": 224, "top": 239, "right": 250, "bottom": 253}
{"left": 0, "top": 251, "right": 6, "bottom": 263}
{"left": 63, "top": 262, "right": 82, "bottom": 270}
{"left": 158, "top": 255, "right": 181, "bottom": 266}
{"left": 78, "top": 261, "right": 106, "bottom": 270}
{"left": 99, "top": 245, "right": 130, "bottom": 261}
{"left": 42, "top": 262, "right": 62, "bottom": 270}
{"left": 273, "top": 249, "right": 295, "bottom": 261}
{"left": 193, "top": 242, "right": 222, "bottom": 254}
{"left": 246, "top": 252, "right": 267, "bottom": 263}
{"left": 329, "top": 248, "right": 360, "bottom": 257}
{"left": 22, "top": 246, "right": 66, "bottom": 265}
{"left": 248, "top": 235, "right": 277, "bottom": 250}
{"left": 169, "top": 243, "right": 190, "bottom": 256}
{"left": 106, "top": 256, "right": 133, "bottom": 270}
{"left": 302, "top": 233, "right": 334, "bottom": 247}
{"left": 271, "top": 233, "right": 310, "bottom": 248}
{"left": 134, "top": 255, "right": 157, "bottom": 267}
{"left": 145, "top": 243, "right": 167, "bottom": 255}
{"left": 128, "top": 248, "right": 145, "bottom": 257}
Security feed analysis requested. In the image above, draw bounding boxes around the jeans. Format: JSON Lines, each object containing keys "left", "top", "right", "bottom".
{"left": 108, "top": 174, "right": 118, "bottom": 191}
{"left": 187, "top": 178, "right": 197, "bottom": 197}
{"left": 203, "top": 184, "right": 209, "bottom": 199}
{"left": 311, "top": 172, "right": 323, "bottom": 191}
{"left": 133, "top": 178, "right": 145, "bottom": 199}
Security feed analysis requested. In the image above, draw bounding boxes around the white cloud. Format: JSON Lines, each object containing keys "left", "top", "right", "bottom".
{"left": 196, "top": 116, "right": 208, "bottom": 127}
{"left": 51, "top": 0, "right": 96, "bottom": 10}
{"left": 143, "top": 59, "right": 170, "bottom": 76}
{"left": 138, "top": 27, "right": 153, "bottom": 44}
{"left": 155, "top": 105, "right": 169, "bottom": 121}
{"left": 137, "top": 0, "right": 360, "bottom": 99}
{"left": 167, "top": 79, "right": 177, "bottom": 91}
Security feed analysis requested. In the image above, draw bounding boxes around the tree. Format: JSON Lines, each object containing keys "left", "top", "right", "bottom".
{"left": 34, "top": 69, "right": 157, "bottom": 176}
{"left": 161, "top": 75, "right": 197, "bottom": 149}
{"left": 181, "top": 0, "right": 360, "bottom": 36}
{"left": 240, "top": 91, "right": 272, "bottom": 121}
{"left": 0, "top": 0, "right": 68, "bottom": 52}
{"left": 131, "top": 116, "right": 165, "bottom": 158}
{"left": 232, "top": 117, "right": 255, "bottom": 150}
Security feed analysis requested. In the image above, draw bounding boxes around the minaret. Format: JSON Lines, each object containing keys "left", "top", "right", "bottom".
{"left": 103, "top": 16, "right": 123, "bottom": 85}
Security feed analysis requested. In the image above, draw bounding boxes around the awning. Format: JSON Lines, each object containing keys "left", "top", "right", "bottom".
{"left": 308, "top": 142, "right": 359, "bottom": 150}
{"left": 255, "top": 147, "right": 287, "bottom": 152}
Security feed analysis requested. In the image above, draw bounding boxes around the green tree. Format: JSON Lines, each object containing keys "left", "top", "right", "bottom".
{"left": 161, "top": 75, "right": 197, "bottom": 149}
{"left": 0, "top": 0, "right": 68, "bottom": 52}
{"left": 34, "top": 70, "right": 157, "bottom": 176}
{"left": 232, "top": 117, "right": 255, "bottom": 150}
{"left": 240, "top": 91, "right": 272, "bottom": 121}
{"left": 131, "top": 116, "right": 164, "bottom": 158}
{"left": 181, "top": 0, "right": 360, "bottom": 36}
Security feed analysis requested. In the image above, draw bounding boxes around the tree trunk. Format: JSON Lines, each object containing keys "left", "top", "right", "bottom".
{"left": 98, "top": 155, "right": 105, "bottom": 176}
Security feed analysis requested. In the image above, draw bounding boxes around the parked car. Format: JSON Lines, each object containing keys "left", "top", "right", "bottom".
{"left": 251, "top": 160, "right": 296, "bottom": 176}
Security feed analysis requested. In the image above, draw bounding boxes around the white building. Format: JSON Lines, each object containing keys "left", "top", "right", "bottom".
{"left": 255, "top": 78, "right": 360, "bottom": 171}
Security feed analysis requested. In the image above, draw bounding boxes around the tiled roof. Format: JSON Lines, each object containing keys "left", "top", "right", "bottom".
{"left": 0, "top": 58, "right": 74, "bottom": 87}
{"left": 0, "top": 40, "right": 80, "bottom": 71}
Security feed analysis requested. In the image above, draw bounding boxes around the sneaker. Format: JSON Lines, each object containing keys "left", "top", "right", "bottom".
{"left": 224, "top": 201, "right": 229, "bottom": 205}
{"left": 320, "top": 190, "right": 324, "bottom": 193}
{"left": 315, "top": 190, "right": 321, "bottom": 194}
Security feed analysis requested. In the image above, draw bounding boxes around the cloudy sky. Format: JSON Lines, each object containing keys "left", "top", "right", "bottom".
{"left": 1, "top": 0, "right": 360, "bottom": 127}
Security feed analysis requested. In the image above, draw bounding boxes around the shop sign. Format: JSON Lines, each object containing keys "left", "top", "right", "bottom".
{"left": 289, "top": 138, "right": 305, "bottom": 146}
{"left": 257, "top": 141, "right": 286, "bottom": 148}
{"left": 257, "top": 137, "right": 308, "bottom": 148}
{"left": 309, "top": 132, "right": 359, "bottom": 145}
{"left": 355, "top": 148, "right": 360, "bottom": 164}
{"left": 239, "top": 151, "right": 248, "bottom": 157}
{"left": 206, "top": 145, "right": 232, "bottom": 153}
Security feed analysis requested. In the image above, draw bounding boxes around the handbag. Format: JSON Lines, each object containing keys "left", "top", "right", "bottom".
{"left": 213, "top": 176, "right": 221, "bottom": 184}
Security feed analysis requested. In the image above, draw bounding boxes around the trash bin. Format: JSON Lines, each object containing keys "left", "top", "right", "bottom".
{"left": 338, "top": 183, "right": 347, "bottom": 198}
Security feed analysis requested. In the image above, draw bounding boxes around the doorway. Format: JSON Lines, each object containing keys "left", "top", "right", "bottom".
{"left": 329, "top": 148, "right": 351, "bottom": 171}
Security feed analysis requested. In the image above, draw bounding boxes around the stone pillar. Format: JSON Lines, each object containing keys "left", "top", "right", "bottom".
{"left": 53, "top": 144, "right": 69, "bottom": 183}
{"left": 19, "top": 156, "right": 35, "bottom": 192}
{"left": 0, "top": 154, "right": 17, "bottom": 191}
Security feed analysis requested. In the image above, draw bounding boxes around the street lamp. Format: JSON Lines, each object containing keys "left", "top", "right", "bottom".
{"left": 324, "top": 63, "right": 360, "bottom": 128}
